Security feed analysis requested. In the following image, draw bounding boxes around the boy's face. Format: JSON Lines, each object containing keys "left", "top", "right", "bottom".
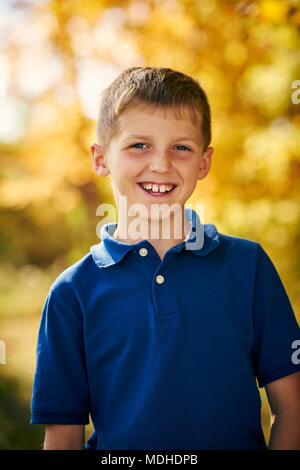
{"left": 91, "top": 103, "right": 213, "bottom": 219}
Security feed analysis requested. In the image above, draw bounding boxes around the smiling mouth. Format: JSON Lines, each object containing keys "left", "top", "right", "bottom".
{"left": 137, "top": 183, "right": 177, "bottom": 197}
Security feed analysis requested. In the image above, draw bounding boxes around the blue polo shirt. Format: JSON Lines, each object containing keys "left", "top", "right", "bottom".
{"left": 30, "top": 207, "right": 300, "bottom": 450}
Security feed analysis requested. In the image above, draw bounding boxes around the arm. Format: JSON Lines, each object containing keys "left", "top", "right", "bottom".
{"left": 44, "top": 424, "right": 85, "bottom": 450}
{"left": 265, "top": 371, "right": 300, "bottom": 450}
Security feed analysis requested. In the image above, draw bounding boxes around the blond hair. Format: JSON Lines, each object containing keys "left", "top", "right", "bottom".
{"left": 96, "top": 66, "right": 211, "bottom": 153}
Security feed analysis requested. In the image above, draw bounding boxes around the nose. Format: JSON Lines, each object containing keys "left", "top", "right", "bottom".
{"left": 148, "top": 149, "right": 173, "bottom": 173}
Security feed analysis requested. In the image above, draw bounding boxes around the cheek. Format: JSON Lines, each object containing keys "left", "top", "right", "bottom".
{"left": 110, "top": 159, "right": 133, "bottom": 177}
{"left": 179, "top": 161, "right": 201, "bottom": 179}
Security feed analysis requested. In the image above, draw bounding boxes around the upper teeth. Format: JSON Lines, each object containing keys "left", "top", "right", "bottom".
{"left": 141, "top": 183, "right": 175, "bottom": 192}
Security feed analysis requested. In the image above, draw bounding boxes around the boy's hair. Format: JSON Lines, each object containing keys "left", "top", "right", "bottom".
{"left": 96, "top": 66, "right": 211, "bottom": 153}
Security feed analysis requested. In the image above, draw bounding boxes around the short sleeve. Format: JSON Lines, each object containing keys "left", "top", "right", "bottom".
{"left": 252, "top": 244, "right": 300, "bottom": 388}
{"left": 30, "top": 280, "right": 90, "bottom": 424}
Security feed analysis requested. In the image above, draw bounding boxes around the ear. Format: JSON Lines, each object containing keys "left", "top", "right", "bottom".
{"left": 197, "top": 146, "right": 214, "bottom": 181}
{"left": 90, "top": 143, "right": 110, "bottom": 177}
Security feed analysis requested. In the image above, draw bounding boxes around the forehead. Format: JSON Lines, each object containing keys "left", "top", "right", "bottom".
{"left": 117, "top": 103, "right": 202, "bottom": 137}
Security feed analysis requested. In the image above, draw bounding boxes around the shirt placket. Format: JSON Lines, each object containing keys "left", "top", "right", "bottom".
{"left": 133, "top": 244, "right": 180, "bottom": 320}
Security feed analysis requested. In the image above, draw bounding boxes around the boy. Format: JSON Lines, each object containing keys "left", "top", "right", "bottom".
{"left": 30, "top": 67, "right": 300, "bottom": 450}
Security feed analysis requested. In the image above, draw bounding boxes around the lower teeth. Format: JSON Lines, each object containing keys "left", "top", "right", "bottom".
{"left": 148, "top": 190, "right": 170, "bottom": 194}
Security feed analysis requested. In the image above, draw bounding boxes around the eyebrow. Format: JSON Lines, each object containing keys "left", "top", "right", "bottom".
{"left": 123, "top": 134, "right": 152, "bottom": 141}
{"left": 123, "top": 134, "right": 200, "bottom": 145}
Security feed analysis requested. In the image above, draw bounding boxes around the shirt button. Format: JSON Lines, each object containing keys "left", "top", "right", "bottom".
{"left": 156, "top": 275, "right": 165, "bottom": 284}
{"left": 139, "top": 247, "right": 148, "bottom": 257}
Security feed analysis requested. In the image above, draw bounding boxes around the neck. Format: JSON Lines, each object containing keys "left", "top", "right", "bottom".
{"left": 113, "top": 206, "right": 192, "bottom": 260}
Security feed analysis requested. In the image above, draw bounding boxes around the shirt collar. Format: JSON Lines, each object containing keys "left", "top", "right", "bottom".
{"left": 90, "top": 206, "right": 220, "bottom": 268}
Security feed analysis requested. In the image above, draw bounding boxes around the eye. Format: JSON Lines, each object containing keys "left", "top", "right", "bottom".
{"left": 174, "top": 145, "right": 191, "bottom": 151}
{"left": 130, "top": 143, "right": 147, "bottom": 149}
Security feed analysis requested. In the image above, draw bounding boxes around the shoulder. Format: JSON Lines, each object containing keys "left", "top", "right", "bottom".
{"left": 218, "top": 230, "right": 260, "bottom": 250}
{"left": 49, "top": 252, "right": 97, "bottom": 296}
{"left": 42, "top": 253, "right": 98, "bottom": 322}
{"left": 216, "top": 229, "right": 262, "bottom": 262}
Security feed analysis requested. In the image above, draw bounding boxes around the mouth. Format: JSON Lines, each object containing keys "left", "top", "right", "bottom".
{"left": 137, "top": 182, "right": 177, "bottom": 198}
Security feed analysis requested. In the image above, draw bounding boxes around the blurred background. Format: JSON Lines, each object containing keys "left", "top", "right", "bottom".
{"left": 0, "top": 0, "right": 300, "bottom": 449}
